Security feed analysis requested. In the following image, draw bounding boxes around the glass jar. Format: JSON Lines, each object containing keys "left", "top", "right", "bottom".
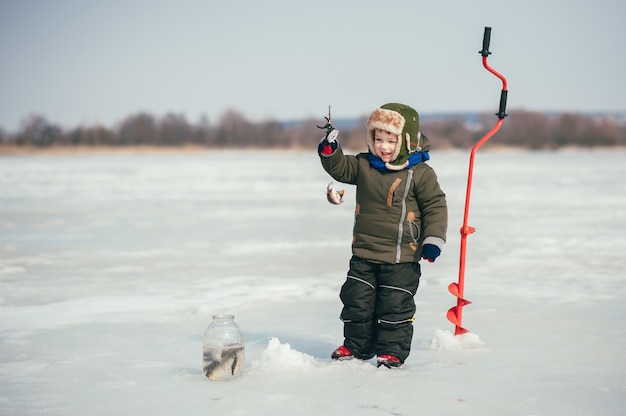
{"left": 202, "top": 314, "right": 245, "bottom": 380}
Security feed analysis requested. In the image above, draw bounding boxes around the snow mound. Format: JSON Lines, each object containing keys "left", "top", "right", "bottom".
{"left": 251, "top": 337, "right": 320, "bottom": 373}
{"left": 428, "top": 329, "right": 485, "bottom": 350}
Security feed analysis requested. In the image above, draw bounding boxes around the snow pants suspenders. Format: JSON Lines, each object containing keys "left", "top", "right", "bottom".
{"left": 339, "top": 256, "right": 421, "bottom": 362}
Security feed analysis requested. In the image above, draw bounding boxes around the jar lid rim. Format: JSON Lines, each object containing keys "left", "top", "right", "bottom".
{"left": 212, "top": 314, "right": 235, "bottom": 319}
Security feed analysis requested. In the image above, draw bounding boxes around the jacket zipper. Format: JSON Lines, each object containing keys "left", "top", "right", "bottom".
{"left": 395, "top": 170, "right": 414, "bottom": 263}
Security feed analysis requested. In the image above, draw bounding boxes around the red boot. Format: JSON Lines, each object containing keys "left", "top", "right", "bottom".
{"left": 331, "top": 345, "right": 354, "bottom": 361}
{"left": 377, "top": 354, "right": 403, "bottom": 369}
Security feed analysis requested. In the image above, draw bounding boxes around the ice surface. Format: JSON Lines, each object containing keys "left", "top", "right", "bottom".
{"left": 1, "top": 149, "right": 625, "bottom": 415}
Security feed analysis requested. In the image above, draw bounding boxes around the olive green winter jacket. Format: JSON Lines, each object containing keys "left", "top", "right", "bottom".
{"left": 320, "top": 144, "right": 448, "bottom": 265}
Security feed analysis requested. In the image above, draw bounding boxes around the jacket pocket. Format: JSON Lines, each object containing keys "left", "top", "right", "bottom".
{"left": 406, "top": 211, "right": 421, "bottom": 251}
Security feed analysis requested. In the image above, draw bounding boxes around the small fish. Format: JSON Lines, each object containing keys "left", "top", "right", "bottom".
{"left": 203, "top": 347, "right": 244, "bottom": 380}
{"left": 326, "top": 181, "right": 344, "bottom": 205}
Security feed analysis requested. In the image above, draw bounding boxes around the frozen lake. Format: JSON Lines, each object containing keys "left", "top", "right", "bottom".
{"left": 1, "top": 149, "right": 625, "bottom": 415}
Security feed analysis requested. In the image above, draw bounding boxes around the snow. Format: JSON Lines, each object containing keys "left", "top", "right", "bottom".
{"left": 1, "top": 149, "right": 625, "bottom": 415}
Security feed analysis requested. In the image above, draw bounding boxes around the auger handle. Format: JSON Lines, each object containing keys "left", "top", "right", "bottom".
{"left": 497, "top": 90, "right": 508, "bottom": 119}
{"left": 480, "top": 26, "right": 508, "bottom": 119}
{"left": 480, "top": 27, "right": 492, "bottom": 57}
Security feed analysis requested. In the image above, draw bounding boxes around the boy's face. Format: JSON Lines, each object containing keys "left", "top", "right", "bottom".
{"left": 373, "top": 129, "right": 398, "bottom": 163}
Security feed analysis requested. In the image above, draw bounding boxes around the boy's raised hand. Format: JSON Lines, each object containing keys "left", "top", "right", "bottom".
{"left": 319, "top": 130, "right": 339, "bottom": 155}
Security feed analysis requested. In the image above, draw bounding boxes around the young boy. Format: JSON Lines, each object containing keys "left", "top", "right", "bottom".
{"left": 318, "top": 103, "right": 448, "bottom": 368}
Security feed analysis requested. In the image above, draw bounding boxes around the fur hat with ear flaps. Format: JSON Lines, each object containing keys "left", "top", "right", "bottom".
{"left": 366, "top": 103, "right": 430, "bottom": 171}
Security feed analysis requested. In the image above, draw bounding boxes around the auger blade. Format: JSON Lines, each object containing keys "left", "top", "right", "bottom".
{"left": 447, "top": 299, "right": 472, "bottom": 334}
{"left": 446, "top": 308, "right": 469, "bottom": 335}
{"left": 447, "top": 306, "right": 461, "bottom": 326}
{"left": 448, "top": 284, "right": 472, "bottom": 305}
{"left": 458, "top": 298, "right": 472, "bottom": 307}
{"left": 448, "top": 282, "right": 460, "bottom": 297}
{"left": 454, "top": 326, "right": 469, "bottom": 335}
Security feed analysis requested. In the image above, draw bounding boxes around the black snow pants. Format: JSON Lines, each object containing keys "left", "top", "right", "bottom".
{"left": 339, "top": 255, "right": 421, "bottom": 363}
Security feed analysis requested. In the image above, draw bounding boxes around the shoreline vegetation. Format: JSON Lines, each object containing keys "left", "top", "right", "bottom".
{"left": 1, "top": 109, "right": 625, "bottom": 152}
{"left": 2, "top": 144, "right": 624, "bottom": 157}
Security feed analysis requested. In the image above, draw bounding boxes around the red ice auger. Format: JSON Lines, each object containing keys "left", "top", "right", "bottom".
{"left": 447, "top": 27, "right": 509, "bottom": 335}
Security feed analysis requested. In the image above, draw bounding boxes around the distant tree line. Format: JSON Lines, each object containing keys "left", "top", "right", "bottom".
{"left": 1, "top": 109, "right": 625, "bottom": 150}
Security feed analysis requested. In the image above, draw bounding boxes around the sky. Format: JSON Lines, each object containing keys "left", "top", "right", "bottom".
{"left": 1, "top": 0, "right": 625, "bottom": 132}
